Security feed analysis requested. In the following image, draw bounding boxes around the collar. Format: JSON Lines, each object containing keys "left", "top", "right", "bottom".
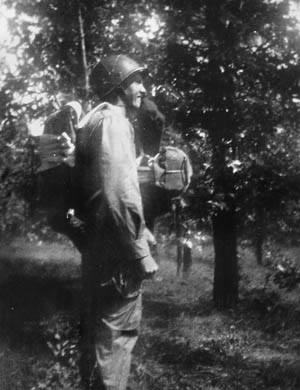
{"left": 78, "top": 102, "right": 127, "bottom": 129}
{"left": 114, "top": 102, "right": 127, "bottom": 116}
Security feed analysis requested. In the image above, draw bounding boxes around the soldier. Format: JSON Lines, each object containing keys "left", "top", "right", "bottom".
{"left": 75, "top": 55, "right": 159, "bottom": 390}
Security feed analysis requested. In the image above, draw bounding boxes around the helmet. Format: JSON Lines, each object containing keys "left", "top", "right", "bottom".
{"left": 90, "top": 54, "right": 148, "bottom": 98}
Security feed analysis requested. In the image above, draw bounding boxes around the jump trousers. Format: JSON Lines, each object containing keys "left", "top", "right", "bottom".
{"left": 80, "top": 252, "right": 142, "bottom": 390}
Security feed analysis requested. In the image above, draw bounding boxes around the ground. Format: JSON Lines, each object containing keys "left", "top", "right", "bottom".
{"left": 0, "top": 236, "right": 300, "bottom": 390}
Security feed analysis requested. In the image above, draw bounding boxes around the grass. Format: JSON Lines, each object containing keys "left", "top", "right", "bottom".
{"left": 0, "top": 237, "right": 300, "bottom": 389}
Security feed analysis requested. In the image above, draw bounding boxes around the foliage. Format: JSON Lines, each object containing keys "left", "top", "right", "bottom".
{"left": 0, "top": 118, "right": 31, "bottom": 239}
{"left": 273, "top": 257, "right": 300, "bottom": 290}
{"left": 2, "top": 237, "right": 300, "bottom": 389}
{"left": 264, "top": 245, "right": 300, "bottom": 291}
{"left": 2, "top": 0, "right": 300, "bottom": 305}
{"left": 2, "top": 0, "right": 300, "bottom": 217}
{"left": 30, "top": 315, "right": 80, "bottom": 390}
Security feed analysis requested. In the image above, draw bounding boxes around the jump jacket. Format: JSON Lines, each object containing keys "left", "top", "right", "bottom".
{"left": 75, "top": 103, "right": 152, "bottom": 285}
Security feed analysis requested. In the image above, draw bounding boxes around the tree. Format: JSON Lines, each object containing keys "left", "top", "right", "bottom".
{"left": 159, "top": 0, "right": 300, "bottom": 307}
{"left": 2, "top": 0, "right": 300, "bottom": 308}
{"left": 0, "top": 0, "right": 169, "bottom": 238}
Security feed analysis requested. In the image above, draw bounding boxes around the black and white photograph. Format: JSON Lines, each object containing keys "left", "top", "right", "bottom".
{"left": 1, "top": 0, "right": 300, "bottom": 389}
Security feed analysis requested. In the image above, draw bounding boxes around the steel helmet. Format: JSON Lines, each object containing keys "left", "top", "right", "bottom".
{"left": 90, "top": 54, "right": 148, "bottom": 98}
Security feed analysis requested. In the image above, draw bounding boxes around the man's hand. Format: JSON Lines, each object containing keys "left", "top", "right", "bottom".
{"left": 138, "top": 256, "right": 159, "bottom": 279}
{"left": 144, "top": 228, "right": 157, "bottom": 246}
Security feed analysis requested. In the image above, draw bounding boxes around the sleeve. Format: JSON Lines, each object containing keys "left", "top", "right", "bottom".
{"left": 98, "top": 114, "right": 152, "bottom": 262}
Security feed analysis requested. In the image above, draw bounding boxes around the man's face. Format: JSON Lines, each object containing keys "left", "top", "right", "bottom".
{"left": 123, "top": 74, "right": 146, "bottom": 109}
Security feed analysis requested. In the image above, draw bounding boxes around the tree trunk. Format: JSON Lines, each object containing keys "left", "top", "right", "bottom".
{"left": 212, "top": 206, "right": 238, "bottom": 308}
{"left": 173, "top": 199, "right": 183, "bottom": 276}
{"left": 78, "top": 4, "right": 89, "bottom": 106}
{"left": 254, "top": 206, "right": 264, "bottom": 265}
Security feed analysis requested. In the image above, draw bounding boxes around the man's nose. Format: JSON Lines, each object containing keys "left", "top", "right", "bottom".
{"left": 140, "top": 83, "right": 146, "bottom": 95}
